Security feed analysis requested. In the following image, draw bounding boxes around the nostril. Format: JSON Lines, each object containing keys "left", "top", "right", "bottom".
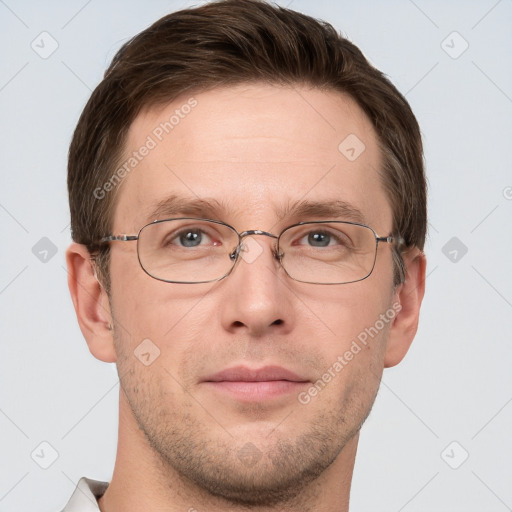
{"left": 272, "top": 319, "right": 284, "bottom": 326}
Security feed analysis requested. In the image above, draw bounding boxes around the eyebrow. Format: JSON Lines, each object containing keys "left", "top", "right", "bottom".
{"left": 276, "top": 198, "right": 366, "bottom": 224}
{"left": 145, "top": 195, "right": 239, "bottom": 222}
{"left": 144, "top": 195, "right": 366, "bottom": 225}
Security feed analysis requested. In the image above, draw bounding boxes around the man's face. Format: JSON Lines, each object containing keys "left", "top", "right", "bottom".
{"left": 108, "top": 84, "right": 399, "bottom": 504}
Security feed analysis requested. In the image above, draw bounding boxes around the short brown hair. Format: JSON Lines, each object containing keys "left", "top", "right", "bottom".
{"left": 68, "top": 0, "right": 426, "bottom": 292}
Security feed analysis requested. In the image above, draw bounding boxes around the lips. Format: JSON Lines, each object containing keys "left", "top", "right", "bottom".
{"left": 203, "top": 365, "right": 308, "bottom": 383}
{"left": 201, "top": 365, "right": 309, "bottom": 401}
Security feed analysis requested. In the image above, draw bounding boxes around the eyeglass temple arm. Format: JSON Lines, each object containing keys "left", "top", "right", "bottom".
{"left": 99, "top": 235, "right": 139, "bottom": 243}
{"left": 376, "top": 235, "right": 405, "bottom": 246}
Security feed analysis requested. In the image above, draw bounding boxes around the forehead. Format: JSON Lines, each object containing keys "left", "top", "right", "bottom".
{"left": 113, "top": 83, "right": 392, "bottom": 232}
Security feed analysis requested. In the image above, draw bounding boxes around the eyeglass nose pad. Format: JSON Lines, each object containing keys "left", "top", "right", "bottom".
{"left": 229, "top": 240, "right": 280, "bottom": 263}
{"left": 229, "top": 245, "right": 241, "bottom": 262}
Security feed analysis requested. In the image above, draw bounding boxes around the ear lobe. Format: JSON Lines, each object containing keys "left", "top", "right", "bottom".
{"left": 384, "top": 248, "right": 427, "bottom": 368}
{"left": 66, "top": 243, "right": 117, "bottom": 363}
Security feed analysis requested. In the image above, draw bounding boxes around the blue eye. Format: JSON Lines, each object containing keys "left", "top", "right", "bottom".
{"left": 306, "top": 231, "right": 332, "bottom": 247}
{"left": 177, "top": 229, "right": 204, "bottom": 247}
{"left": 297, "top": 229, "right": 349, "bottom": 248}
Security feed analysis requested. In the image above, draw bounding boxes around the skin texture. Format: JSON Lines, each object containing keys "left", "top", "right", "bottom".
{"left": 67, "top": 84, "right": 426, "bottom": 512}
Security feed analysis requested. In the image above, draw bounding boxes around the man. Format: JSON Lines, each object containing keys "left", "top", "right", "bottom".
{"left": 65, "top": 0, "right": 426, "bottom": 510}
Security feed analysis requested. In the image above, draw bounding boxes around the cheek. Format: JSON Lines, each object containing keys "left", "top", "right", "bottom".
{"left": 301, "top": 272, "right": 393, "bottom": 340}
{"left": 310, "top": 310, "right": 390, "bottom": 414}
{"left": 296, "top": 277, "right": 394, "bottom": 395}
{"left": 109, "top": 252, "right": 220, "bottom": 363}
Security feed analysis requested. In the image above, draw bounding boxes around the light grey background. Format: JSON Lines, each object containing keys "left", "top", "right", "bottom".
{"left": 1, "top": 0, "right": 511, "bottom": 510}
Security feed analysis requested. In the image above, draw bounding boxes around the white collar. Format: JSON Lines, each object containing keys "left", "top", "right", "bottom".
{"left": 61, "top": 477, "right": 108, "bottom": 511}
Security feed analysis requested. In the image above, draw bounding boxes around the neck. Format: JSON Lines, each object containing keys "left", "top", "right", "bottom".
{"left": 98, "top": 390, "right": 358, "bottom": 512}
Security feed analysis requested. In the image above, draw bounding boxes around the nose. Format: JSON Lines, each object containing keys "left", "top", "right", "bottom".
{"left": 218, "top": 231, "right": 294, "bottom": 337}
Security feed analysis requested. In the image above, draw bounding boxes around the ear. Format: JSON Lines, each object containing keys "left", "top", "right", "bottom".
{"left": 66, "top": 243, "right": 117, "bottom": 363}
{"left": 384, "top": 247, "right": 426, "bottom": 368}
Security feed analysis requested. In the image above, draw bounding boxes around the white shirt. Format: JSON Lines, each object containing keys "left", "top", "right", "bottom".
{"left": 61, "top": 477, "right": 108, "bottom": 511}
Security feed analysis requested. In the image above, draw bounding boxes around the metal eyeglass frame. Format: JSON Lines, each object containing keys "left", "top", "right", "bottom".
{"left": 98, "top": 217, "right": 405, "bottom": 285}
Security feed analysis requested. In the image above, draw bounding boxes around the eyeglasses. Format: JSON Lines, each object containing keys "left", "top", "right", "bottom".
{"left": 98, "top": 218, "right": 404, "bottom": 285}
